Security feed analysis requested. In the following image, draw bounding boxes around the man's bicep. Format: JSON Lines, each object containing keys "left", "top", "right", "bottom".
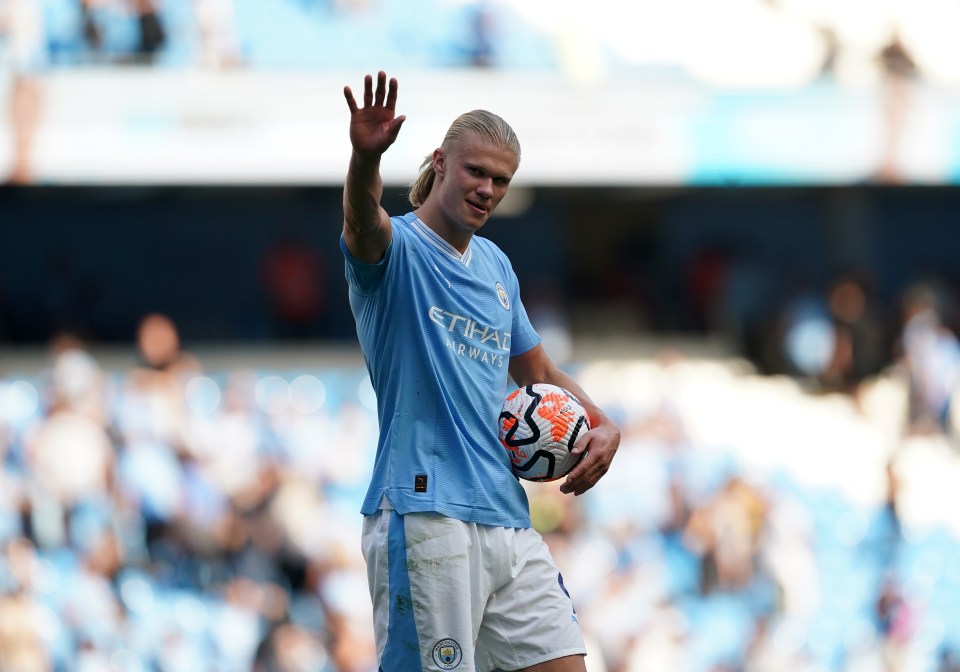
{"left": 508, "top": 343, "right": 551, "bottom": 388}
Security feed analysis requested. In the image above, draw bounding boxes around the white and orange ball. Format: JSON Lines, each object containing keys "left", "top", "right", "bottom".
{"left": 498, "top": 383, "right": 590, "bottom": 481}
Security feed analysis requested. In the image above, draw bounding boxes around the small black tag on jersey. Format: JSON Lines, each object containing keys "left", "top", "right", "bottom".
{"left": 414, "top": 474, "right": 428, "bottom": 493}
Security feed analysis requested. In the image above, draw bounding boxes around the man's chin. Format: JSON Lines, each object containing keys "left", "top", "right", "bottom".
{"left": 463, "top": 209, "right": 490, "bottom": 228}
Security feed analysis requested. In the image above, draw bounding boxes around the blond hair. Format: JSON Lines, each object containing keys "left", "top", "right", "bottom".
{"left": 408, "top": 109, "right": 521, "bottom": 208}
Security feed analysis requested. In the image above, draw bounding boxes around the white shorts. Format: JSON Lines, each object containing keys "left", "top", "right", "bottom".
{"left": 361, "top": 509, "right": 586, "bottom": 672}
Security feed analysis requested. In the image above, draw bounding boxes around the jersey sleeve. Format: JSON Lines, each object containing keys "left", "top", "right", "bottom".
{"left": 507, "top": 269, "right": 541, "bottom": 357}
{"left": 340, "top": 229, "right": 397, "bottom": 296}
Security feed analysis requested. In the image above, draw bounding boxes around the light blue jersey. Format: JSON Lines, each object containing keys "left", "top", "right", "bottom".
{"left": 341, "top": 212, "right": 541, "bottom": 528}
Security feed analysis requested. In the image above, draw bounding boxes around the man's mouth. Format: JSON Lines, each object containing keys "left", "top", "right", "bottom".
{"left": 466, "top": 199, "right": 488, "bottom": 215}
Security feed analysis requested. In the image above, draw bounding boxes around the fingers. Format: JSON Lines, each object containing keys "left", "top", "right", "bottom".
{"left": 561, "top": 435, "right": 592, "bottom": 489}
{"left": 560, "top": 448, "right": 610, "bottom": 496}
{"left": 346, "top": 71, "right": 398, "bottom": 113}
{"left": 374, "top": 71, "right": 387, "bottom": 107}
{"left": 559, "top": 457, "right": 588, "bottom": 495}
{"left": 343, "top": 85, "right": 358, "bottom": 114}
{"left": 363, "top": 73, "right": 374, "bottom": 107}
{"left": 561, "top": 473, "right": 596, "bottom": 496}
{"left": 385, "top": 76, "right": 399, "bottom": 111}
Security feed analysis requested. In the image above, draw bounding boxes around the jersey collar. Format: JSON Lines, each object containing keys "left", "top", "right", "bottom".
{"left": 411, "top": 217, "right": 473, "bottom": 267}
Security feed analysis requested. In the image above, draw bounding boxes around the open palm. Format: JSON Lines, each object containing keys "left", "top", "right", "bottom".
{"left": 344, "top": 71, "right": 406, "bottom": 157}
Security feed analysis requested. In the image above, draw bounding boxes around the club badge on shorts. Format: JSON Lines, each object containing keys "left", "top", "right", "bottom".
{"left": 432, "top": 638, "right": 462, "bottom": 669}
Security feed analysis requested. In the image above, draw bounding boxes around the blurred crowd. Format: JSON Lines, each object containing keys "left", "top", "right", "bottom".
{"left": 1, "top": 298, "right": 960, "bottom": 671}
{"left": 736, "top": 270, "right": 960, "bottom": 438}
{"left": 0, "top": 0, "right": 946, "bottom": 77}
{"left": 1, "top": 314, "right": 381, "bottom": 671}
{"left": 0, "top": 0, "right": 498, "bottom": 72}
{"left": 0, "top": 0, "right": 946, "bottom": 185}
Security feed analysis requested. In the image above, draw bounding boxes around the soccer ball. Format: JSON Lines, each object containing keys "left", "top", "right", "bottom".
{"left": 498, "top": 383, "right": 590, "bottom": 482}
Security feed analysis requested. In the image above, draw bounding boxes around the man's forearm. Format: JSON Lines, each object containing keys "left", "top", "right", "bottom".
{"left": 541, "top": 366, "right": 609, "bottom": 429}
{"left": 343, "top": 151, "right": 385, "bottom": 235}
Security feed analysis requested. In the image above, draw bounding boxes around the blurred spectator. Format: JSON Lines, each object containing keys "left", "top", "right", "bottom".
{"left": 0, "top": 418, "right": 24, "bottom": 544}
{"left": 119, "top": 314, "right": 201, "bottom": 453}
{"left": 0, "top": 0, "right": 46, "bottom": 185}
{"left": 874, "top": 32, "right": 918, "bottom": 185}
{"left": 881, "top": 457, "right": 902, "bottom": 550}
{"left": 195, "top": 0, "right": 243, "bottom": 69}
{"left": 896, "top": 282, "right": 960, "bottom": 434}
{"left": 60, "top": 530, "right": 126, "bottom": 657}
{"left": 685, "top": 246, "right": 731, "bottom": 334}
{"left": 118, "top": 314, "right": 203, "bottom": 559}
{"left": 78, "top": 0, "right": 105, "bottom": 63}
{"left": 621, "top": 601, "right": 690, "bottom": 672}
{"left": 466, "top": 1, "right": 496, "bottom": 67}
{"left": 47, "top": 331, "right": 109, "bottom": 421}
{"left": 878, "top": 32, "right": 918, "bottom": 82}
{"left": 129, "top": 0, "right": 166, "bottom": 64}
{"left": 259, "top": 233, "right": 329, "bottom": 339}
{"left": 775, "top": 278, "right": 834, "bottom": 380}
{"left": 184, "top": 370, "right": 263, "bottom": 508}
{"left": 822, "top": 272, "right": 889, "bottom": 395}
{"left": 0, "top": 538, "right": 51, "bottom": 672}
{"left": 816, "top": 25, "right": 839, "bottom": 78}
{"left": 757, "top": 484, "right": 819, "bottom": 621}
{"left": 683, "top": 476, "right": 768, "bottom": 594}
{"left": 22, "top": 344, "right": 113, "bottom": 549}
{"left": 254, "top": 622, "right": 331, "bottom": 671}
{"left": 774, "top": 271, "right": 890, "bottom": 398}
{"left": 875, "top": 574, "right": 921, "bottom": 670}
{"left": 0, "top": 587, "right": 51, "bottom": 671}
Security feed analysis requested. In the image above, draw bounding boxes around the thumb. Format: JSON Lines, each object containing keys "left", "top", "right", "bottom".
{"left": 387, "top": 115, "right": 406, "bottom": 141}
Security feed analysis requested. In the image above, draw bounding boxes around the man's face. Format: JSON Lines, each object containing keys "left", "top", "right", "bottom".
{"left": 434, "top": 135, "right": 518, "bottom": 235}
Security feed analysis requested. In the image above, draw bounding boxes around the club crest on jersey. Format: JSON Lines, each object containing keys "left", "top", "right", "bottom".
{"left": 433, "top": 638, "right": 463, "bottom": 669}
{"left": 495, "top": 282, "right": 510, "bottom": 310}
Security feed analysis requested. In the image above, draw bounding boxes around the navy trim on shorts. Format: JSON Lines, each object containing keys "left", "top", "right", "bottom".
{"left": 382, "top": 510, "right": 422, "bottom": 671}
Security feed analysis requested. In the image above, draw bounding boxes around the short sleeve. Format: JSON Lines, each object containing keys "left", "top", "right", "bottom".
{"left": 507, "top": 273, "right": 541, "bottom": 357}
{"left": 340, "top": 232, "right": 395, "bottom": 296}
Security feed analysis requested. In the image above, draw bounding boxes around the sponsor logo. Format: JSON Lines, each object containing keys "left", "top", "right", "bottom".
{"left": 495, "top": 282, "right": 510, "bottom": 310}
{"left": 428, "top": 307, "right": 511, "bottom": 351}
{"left": 433, "top": 638, "right": 463, "bottom": 669}
{"left": 429, "top": 306, "right": 509, "bottom": 368}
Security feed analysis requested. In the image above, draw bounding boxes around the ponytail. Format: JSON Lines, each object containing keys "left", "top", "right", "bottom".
{"left": 408, "top": 154, "right": 436, "bottom": 208}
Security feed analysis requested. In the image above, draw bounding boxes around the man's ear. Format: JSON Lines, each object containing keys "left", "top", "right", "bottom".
{"left": 433, "top": 148, "right": 444, "bottom": 177}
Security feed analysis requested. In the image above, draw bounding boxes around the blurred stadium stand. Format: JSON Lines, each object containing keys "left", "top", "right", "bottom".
{"left": 2, "top": 0, "right": 960, "bottom": 185}
{"left": 3, "top": 1, "right": 960, "bottom": 671}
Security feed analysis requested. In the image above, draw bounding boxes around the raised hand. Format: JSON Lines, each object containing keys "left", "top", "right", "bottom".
{"left": 343, "top": 71, "right": 406, "bottom": 158}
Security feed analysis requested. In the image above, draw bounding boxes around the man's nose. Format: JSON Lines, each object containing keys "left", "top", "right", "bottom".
{"left": 476, "top": 178, "right": 493, "bottom": 197}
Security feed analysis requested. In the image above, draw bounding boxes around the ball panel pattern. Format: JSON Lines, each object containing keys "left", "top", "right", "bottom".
{"left": 498, "top": 383, "right": 590, "bottom": 481}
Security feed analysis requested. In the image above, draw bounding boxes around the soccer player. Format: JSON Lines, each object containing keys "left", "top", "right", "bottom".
{"left": 340, "top": 71, "right": 621, "bottom": 672}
